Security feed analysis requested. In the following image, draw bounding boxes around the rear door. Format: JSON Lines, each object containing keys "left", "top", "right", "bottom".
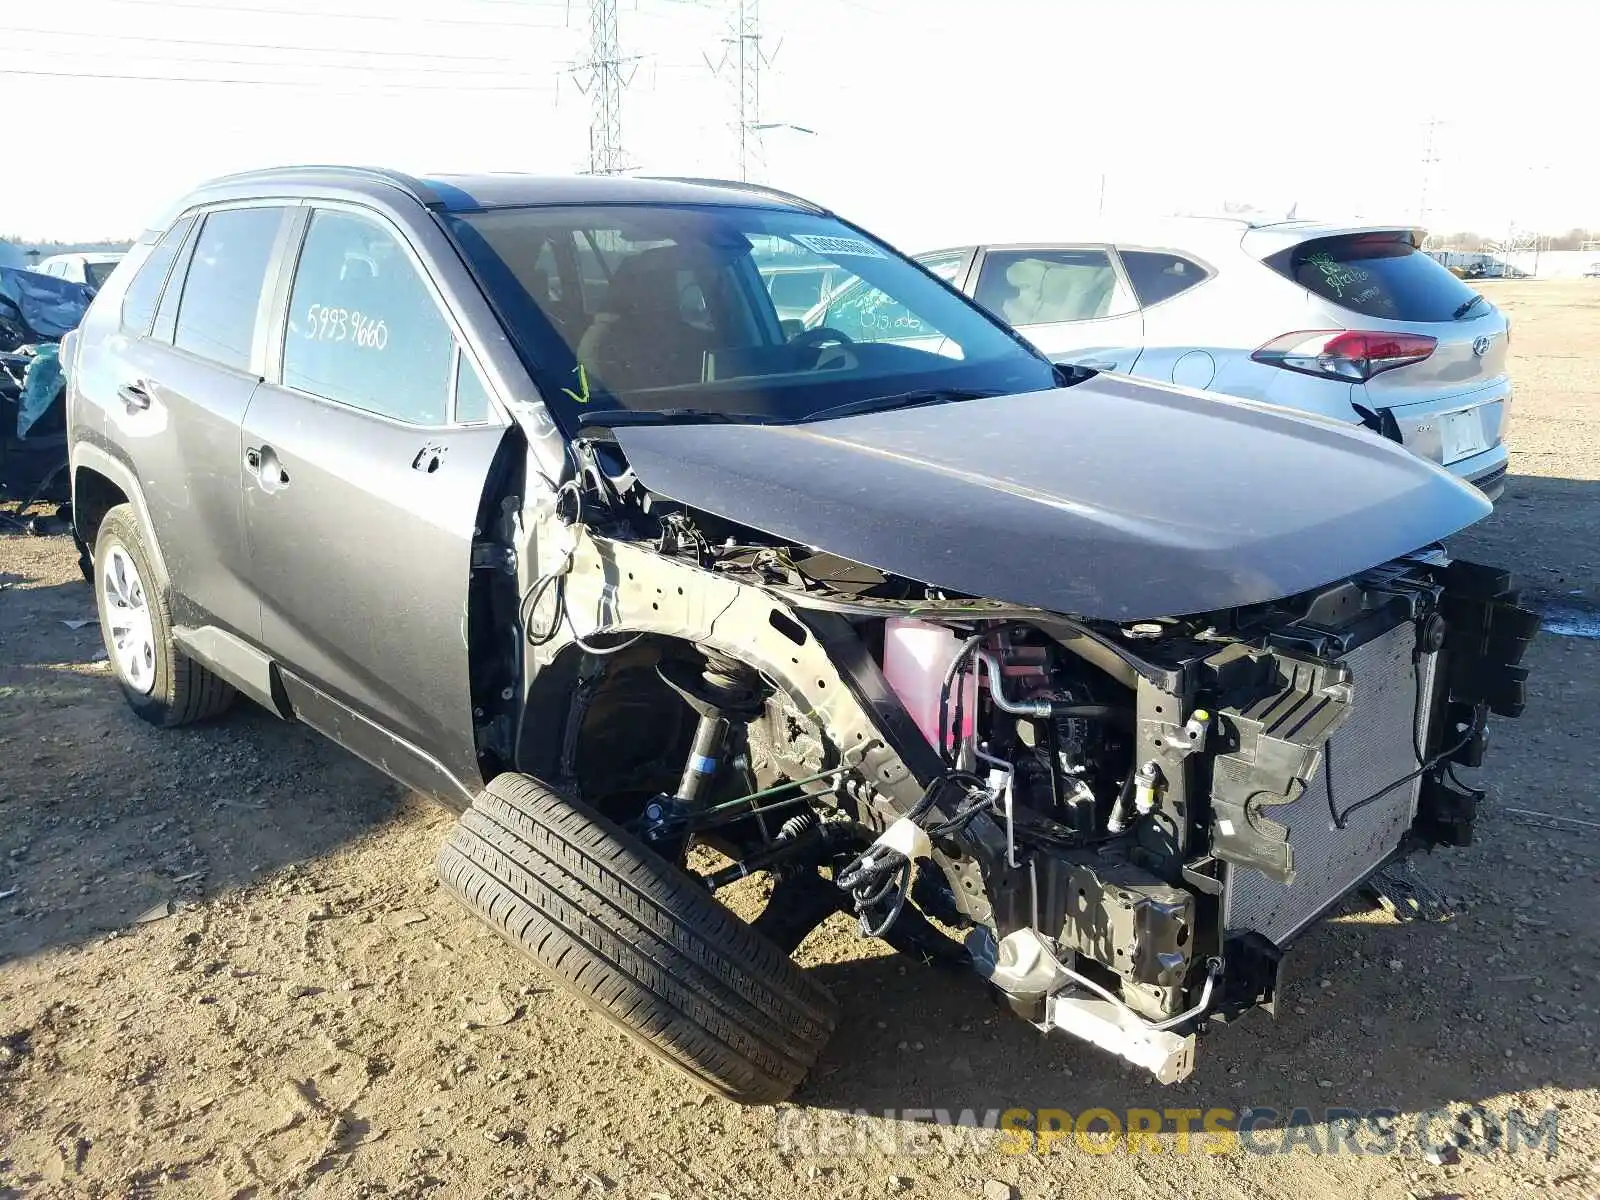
{"left": 241, "top": 204, "right": 509, "bottom": 791}
{"left": 104, "top": 203, "right": 290, "bottom": 640}
{"left": 967, "top": 245, "right": 1144, "bottom": 371}
{"left": 1112, "top": 247, "right": 1216, "bottom": 386}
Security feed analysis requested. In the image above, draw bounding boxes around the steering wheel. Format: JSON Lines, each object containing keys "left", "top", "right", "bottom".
{"left": 790, "top": 326, "right": 855, "bottom": 349}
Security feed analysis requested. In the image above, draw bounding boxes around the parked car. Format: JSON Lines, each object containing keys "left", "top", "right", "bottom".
{"left": 835, "top": 219, "right": 1512, "bottom": 498}
{"left": 1, "top": 264, "right": 93, "bottom": 506}
{"left": 1584, "top": 261, "right": 1600, "bottom": 278}
{"left": 67, "top": 168, "right": 1536, "bottom": 1102}
{"left": 33, "top": 251, "right": 125, "bottom": 292}
{"left": 758, "top": 261, "right": 843, "bottom": 326}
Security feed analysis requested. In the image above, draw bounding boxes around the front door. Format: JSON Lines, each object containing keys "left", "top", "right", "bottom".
{"left": 240, "top": 205, "right": 509, "bottom": 792}
{"left": 968, "top": 245, "right": 1145, "bottom": 372}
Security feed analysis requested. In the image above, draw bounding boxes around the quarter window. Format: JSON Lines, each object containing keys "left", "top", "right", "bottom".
{"left": 173, "top": 207, "right": 284, "bottom": 371}
{"left": 282, "top": 209, "right": 454, "bottom": 426}
{"left": 973, "top": 249, "right": 1132, "bottom": 326}
{"left": 1119, "top": 250, "right": 1209, "bottom": 307}
{"left": 120, "top": 216, "right": 194, "bottom": 336}
{"left": 454, "top": 351, "right": 493, "bottom": 424}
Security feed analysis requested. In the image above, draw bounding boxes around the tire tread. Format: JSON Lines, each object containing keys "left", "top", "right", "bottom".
{"left": 437, "top": 774, "right": 837, "bottom": 1104}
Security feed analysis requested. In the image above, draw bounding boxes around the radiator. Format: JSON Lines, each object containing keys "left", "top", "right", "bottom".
{"left": 1223, "top": 621, "right": 1436, "bottom": 944}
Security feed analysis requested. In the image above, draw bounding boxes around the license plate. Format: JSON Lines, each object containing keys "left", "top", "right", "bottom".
{"left": 1440, "top": 409, "right": 1488, "bottom": 464}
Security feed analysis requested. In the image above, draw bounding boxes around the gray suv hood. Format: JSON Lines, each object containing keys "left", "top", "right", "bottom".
{"left": 611, "top": 373, "right": 1492, "bottom": 621}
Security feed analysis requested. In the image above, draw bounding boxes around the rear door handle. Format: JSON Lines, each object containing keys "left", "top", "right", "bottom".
{"left": 117, "top": 382, "right": 151, "bottom": 411}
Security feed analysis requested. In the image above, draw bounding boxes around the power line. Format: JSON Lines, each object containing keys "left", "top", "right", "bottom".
{"left": 100, "top": 0, "right": 573, "bottom": 30}
{"left": 0, "top": 66, "right": 557, "bottom": 92}
{"left": 12, "top": 43, "right": 549, "bottom": 80}
{"left": 0, "top": 24, "right": 545, "bottom": 66}
{"left": 11, "top": 39, "right": 550, "bottom": 79}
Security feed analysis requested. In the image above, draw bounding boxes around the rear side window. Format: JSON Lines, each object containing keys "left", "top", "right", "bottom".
{"left": 282, "top": 208, "right": 455, "bottom": 425}
{"left": 972, "top": 249, "right": 1132, "bottom": 326}
{"left": 174, "top": 207, "right": 284, "bottom": 370}
{"left": 120, "top": 217, "right": 194, "bottom": 335}
{"left": 1265, "top": 232, "right": 1482, "bottom": 322}
{"left": 1120, "top": 250, "right": 1209, "bottom": 307}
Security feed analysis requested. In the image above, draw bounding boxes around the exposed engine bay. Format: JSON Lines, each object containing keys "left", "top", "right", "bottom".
{"left": 495, "top": 432, "right": 1540, "bottom": 1086}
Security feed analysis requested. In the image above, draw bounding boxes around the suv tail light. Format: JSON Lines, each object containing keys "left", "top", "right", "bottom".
{"left": 1251, "top": 330, "right": 1437, "bottom": 382}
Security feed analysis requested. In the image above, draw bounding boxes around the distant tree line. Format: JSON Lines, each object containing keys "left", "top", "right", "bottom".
{"left": 1431, "top": 228, "right": 1600, "bottom": 251}
{"left": 0, "top": 237, "right": 135, "bottom": 268}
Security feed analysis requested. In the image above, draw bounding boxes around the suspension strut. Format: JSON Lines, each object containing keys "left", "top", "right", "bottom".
{"left": 643, "top": 652, "right": 768, "bottom": 847}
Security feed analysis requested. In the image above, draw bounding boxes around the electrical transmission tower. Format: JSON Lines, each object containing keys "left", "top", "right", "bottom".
{"left": 571, "top": 0, "right": 637, "bottom": 175}
{"left": 1417, "top": 115, "right": 1441, "bottom": 241}
{"left": 705, "top": 0, "right": 779, "bottom": 181}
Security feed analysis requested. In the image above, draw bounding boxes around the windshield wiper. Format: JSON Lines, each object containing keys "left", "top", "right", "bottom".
{"left": 801, "top": 388, "right": 1001, "bottom": 423}
{"left": 575, "top": 408, "right": 758, "bottom": 430}
{"left": 1453, "top": 294, "right": 1486, "bottom": 320}
{"left": 576, "top": 388, "right": 1003, "bottom": 432}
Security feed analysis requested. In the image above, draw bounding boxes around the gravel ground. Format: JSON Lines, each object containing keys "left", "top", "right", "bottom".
{"left": 1, "top": 280, "right": 1597, "bottom": 1199}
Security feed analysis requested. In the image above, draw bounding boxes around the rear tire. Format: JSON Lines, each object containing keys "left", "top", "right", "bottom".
{"left": 437, "top": 773, "right": 839, "bottom": 1104}
{"left": 93, "top": 503, "right": 235, "bottom": 727}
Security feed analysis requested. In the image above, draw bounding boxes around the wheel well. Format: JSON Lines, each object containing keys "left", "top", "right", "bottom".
{"left": 72, "top": 467, "right": 128, "bottom": 551}
{"left": 518, "top": 638, "right": 701, "bottom": 824}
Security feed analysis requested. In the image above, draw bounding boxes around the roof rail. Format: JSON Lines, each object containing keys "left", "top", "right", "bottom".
{"left": 643, "top": 176, "right": 827, "bottom": 214}
{"left": 194, "top": 164, "right": 443, "bottom": 208}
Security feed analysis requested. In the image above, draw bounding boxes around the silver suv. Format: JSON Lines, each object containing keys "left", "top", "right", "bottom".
{"left": 67, "top": 167, "right": 1538, "bottom": 1100}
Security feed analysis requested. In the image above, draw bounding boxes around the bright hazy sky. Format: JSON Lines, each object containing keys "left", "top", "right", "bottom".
{"left": 3, "top": 0, "right": 1595, "bottom": 250}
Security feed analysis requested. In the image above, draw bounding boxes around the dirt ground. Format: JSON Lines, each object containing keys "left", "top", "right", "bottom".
{"left": 2, "top": 281, "right": 1598, "bottom": 1200}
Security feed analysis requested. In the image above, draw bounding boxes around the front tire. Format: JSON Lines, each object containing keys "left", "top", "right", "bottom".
{"left": 93, "top": 503, "right": 235, "bottom": 726}
{"left": 438, "top": 774, "right": 839, "bottom": 1104}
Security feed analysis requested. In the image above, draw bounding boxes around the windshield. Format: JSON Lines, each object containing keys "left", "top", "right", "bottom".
{"left": 445, "top": 204, "right": 1055, "bottom": 429}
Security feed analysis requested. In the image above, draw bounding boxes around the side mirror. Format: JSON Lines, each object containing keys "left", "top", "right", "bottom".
{"left": 780, "top": 318, "right": 805, "bottom": 339}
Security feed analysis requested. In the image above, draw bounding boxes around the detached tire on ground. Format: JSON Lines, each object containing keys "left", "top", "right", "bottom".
{"left": 437, "top": 774, "right": 839, "bottom": 1104}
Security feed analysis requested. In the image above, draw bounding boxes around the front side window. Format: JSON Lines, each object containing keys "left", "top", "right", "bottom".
{"left": 282, "top": 209, "right": 454, "bottom": 425}
{"left": 173, "top": 207, "right": 284, "bottom": 371}
{"left": 972, "top": 248, "right": 1133, "bottom": 326}
{"left": 446, "top": 205, "right": 1055, "bottom": 430}
{"left": 121, "top": 217, "right": 194, "bottom": 336}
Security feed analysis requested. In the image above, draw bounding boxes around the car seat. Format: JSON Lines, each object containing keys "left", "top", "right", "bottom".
{"left": 1038, "top": 262, "right": 1113, "bottom": 322}
{"left": 1000, "top": 258, "right": 1048, "bottom": 325}
{"left": 576, "top": 247, "right": 716, "bottom": 394}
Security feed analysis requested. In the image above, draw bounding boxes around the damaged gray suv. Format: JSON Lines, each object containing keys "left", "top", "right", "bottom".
{"left": 66, "top": 167, "right": 1538, "bottom": 1101}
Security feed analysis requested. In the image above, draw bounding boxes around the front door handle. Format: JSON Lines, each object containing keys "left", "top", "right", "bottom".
{"left": 117, "top": 382, "right": 151, "bottom": 412}
{"left": 411, "top": 442, "right": 447, "bottom": 473}
{"left": 245, "top": 445, "right": 290, "bottom": 491}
